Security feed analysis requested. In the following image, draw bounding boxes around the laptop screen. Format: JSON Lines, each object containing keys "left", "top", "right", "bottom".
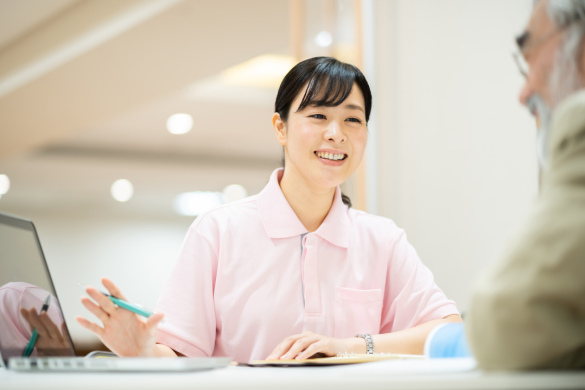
{"left": 0, "top": 212, "right": 76, "bottom": 365}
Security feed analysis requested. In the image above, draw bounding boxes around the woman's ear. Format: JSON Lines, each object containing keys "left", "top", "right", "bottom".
{"left": 272, "top": 113, "right": 287, "bottom": 146}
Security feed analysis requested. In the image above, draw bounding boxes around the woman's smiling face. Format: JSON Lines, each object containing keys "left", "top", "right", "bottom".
{"left": 273, "top": 83, "right": 368, "bottom": 190}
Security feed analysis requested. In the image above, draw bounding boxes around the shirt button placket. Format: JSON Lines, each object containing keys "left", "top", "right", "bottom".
{"left": 302, "top": 234, "right": 322, "bottom": 317}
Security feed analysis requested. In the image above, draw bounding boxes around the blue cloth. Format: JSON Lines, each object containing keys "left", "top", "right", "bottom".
{"left": 426, "top": 323, "right": 472, "bottom": 358}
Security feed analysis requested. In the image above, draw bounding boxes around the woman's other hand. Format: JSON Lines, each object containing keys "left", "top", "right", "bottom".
{"left": 266, "top": 331, "right": 363, "bottom": 360}
{"left": 76, "top": 277, "right": 164, "bottom": 357}
{"left": 20, "top": 307, "right": 71, "bottom": 356}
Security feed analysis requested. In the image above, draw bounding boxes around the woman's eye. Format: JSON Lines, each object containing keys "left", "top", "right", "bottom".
{"left": 346, "top": 117, "right": 362, "bottom": 123}
{"left": 310, "top": 114, "right": 326, "bottom": 119}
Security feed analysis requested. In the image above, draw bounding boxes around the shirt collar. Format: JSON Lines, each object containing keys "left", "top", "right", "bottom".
{"left": 257, "top": 168, "right": 351, "bottom": 248}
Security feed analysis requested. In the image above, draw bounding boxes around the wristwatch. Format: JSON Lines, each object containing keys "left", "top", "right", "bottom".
{"left": 355, "top": 334, "right": 374, "bottom": 354}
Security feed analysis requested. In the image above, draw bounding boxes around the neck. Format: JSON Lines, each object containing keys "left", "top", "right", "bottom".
{"left": 279, "top": 169, "right": 336, "bottom": 233}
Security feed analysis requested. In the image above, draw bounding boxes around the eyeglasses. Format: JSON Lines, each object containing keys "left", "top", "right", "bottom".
{"left": 513, "top": 51, "right": 529, "bottom": 79}
{"left": 513, "top": 14, "right": 584, "bottom": 79}
{"left": 512, "top": 28, "right": 563, "bottom": 78}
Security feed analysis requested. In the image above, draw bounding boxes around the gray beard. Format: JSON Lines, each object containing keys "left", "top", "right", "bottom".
{"left": 528, "top": 94, "right": 552, "bottom": 170}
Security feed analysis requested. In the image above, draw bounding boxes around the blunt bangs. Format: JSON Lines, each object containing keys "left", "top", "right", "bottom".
{"left": 275, "top": 57, "right": 372, "bottom": 123}
{"left": 297, "top": 61, "right": 356, "bottom": 113}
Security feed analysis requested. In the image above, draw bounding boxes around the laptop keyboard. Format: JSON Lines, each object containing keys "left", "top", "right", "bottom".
{"left": 9, "top": 357, "right": 111, "bottom": 370}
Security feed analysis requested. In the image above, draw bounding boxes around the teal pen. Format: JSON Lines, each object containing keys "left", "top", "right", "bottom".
{"left": 78, "top": 283, "right": 155, "bottom": 319}
{"left": 104, "top": 293, "right": 153, "bottom": 318}
{"left": 22, "top": 295, "right": 51, "bottom": 357}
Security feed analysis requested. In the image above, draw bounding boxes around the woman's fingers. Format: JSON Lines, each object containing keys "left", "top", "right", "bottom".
{"left": 102, "top": 278, "right": 129, "bottom": 302}
{"left": 280, "top": 334, "right": 318, "bottom": 360}
{"left": 81, "top": 296, "right": 109, "bottom": 323}
{"left": 38, "top": 312, "right": 62, "bottom": 341}
{"left": 77, "top": 279, "right": 162, "bottom": 358}
{"left": 21, "top": 308, "right": 63, "bottom": 342}
{"left": 77, "top": 279, "right": 163, "bottom": 357}
{"left": 85, "top": 286, "right": 117, "bottom": 315}
{"left": 267, "top": 332, "right": 320, "bottom": 360}
{"left": 295, "top": 340, "right": 325, "bottom": 360}
{"left": 24, "top": 308, "right": 47, "bottom": 336}
{"left": 267, "top": 333, "right": 343, "bottom": 361}
{"left": 20, "top": 308, "right": 33, "bottom": 331}
{"left": 76, "top": 316, "right": 104, "bottom": 337}
{"left": 266, "top": 334, "right": 304, "bottom": 360}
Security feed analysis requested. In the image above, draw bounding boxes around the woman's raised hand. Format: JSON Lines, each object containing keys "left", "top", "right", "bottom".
{"left": 266, "top": 331, "right": 356, "bottom": 360}
{"left": 76, "top": 277, "right": 164, "bottom": 357}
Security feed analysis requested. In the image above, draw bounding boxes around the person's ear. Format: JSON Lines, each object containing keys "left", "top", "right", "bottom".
{"left": 273, "top": 113, "right": 287, "bottom": 146}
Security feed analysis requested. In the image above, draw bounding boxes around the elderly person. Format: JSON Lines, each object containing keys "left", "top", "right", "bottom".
{"left": 466, "top": 0, "right": 585, "bottom": 370}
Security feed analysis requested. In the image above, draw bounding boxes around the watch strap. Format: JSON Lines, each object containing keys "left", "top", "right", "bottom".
{"left": 355, "top": 333, "right": 374, "bottom": 354}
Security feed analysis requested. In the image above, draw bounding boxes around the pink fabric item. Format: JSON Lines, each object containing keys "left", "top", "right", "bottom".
{"left": 0, "top": 282, "right": 63, "bottom": 357}
{"left": 155, "top": 169, "right": 459, "bottom": 363}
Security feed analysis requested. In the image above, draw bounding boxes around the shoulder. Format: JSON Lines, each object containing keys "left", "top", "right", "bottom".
{"left": 347, "top": 208, "right": 406, "bottom": 242}
{"left": 189, "top": 194, "right": 260, "bottom": 233}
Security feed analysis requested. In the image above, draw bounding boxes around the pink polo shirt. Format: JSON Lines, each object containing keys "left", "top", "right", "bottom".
{"left": 155, "top": 169, "right": 458, "bottom": 363}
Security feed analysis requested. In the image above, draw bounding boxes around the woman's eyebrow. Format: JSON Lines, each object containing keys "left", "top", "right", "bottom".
{"left": 345, "top": 104, "right": 365, "bottom": 113}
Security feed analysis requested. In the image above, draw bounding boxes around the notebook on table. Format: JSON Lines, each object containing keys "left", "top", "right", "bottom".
{"left": 250, "top": 353, "right": 424, "bottom": 366}
{"left": 0, "top": 211, "right": 231, "bottom": 372}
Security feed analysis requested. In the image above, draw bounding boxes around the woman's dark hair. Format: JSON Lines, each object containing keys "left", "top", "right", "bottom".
{"left": 274, "top": 57, "right": 373, "bottom": 208}
{"left": 275, "top": 56, "right": 372, "bottom": 123}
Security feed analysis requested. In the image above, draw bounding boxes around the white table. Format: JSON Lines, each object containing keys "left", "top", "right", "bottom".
{"left": 1, "top": 358, "right": 584, "bottom": 390}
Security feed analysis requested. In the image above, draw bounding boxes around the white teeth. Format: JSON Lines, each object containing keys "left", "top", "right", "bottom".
{"left": 317, "top": 152, "right": 345, "bottom": 161}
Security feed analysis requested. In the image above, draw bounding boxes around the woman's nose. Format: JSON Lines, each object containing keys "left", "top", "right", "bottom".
{"left": 325, "top": 122, "right": 346, "bottom": 143}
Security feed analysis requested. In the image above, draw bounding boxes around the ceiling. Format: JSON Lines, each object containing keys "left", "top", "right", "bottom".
{"left": 0, "top": 0, "right": 293, "bottom": 218}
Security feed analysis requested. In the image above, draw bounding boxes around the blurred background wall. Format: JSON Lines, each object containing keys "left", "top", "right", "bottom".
{"left": 0, "top": 0, "right": 536, "bottom": 351}
{"left": 369, "top": 0, "right": 537, "bottom": 315}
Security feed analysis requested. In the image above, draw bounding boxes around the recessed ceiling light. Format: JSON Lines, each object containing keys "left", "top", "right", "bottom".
{"left": 166, "top": 113, "right": 193, "bottom": 135}
{"left": 222, "top": 184, "right": 247, "bottom": 203}
{"left": 111, "top": 179, "right": 133, "bottom": 202}
{"left": 0, "top": 174, "right": 10, "bottom": 195}
{"left": 315, "top": 31, "right": 333, "bottom": 47}
{"left": 174, "top": 191, "right": 223, "bottom": 216}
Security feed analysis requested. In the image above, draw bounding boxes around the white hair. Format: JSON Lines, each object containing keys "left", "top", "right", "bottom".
{"left": 547, "top": 0, "right": 585, "bottom": 28}
{"left": 547, "top": 0, "right": 585, "bottom": 106}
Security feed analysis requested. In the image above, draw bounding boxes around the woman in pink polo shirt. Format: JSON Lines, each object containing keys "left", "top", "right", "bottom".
{"left": 77, "top": 57, "right": 461, "bottom": 363}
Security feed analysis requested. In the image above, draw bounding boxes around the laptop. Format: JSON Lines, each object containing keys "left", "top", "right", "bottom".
{"left": 0, "top": 211, "right": 232, "bottom": 371}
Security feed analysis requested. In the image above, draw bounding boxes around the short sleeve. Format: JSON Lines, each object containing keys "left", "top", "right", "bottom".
{"left": 154, "top": 222, "right": 218, "bottom": 357}
{"left": 380, "top": 229, "right": 459, "bottom": 333}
